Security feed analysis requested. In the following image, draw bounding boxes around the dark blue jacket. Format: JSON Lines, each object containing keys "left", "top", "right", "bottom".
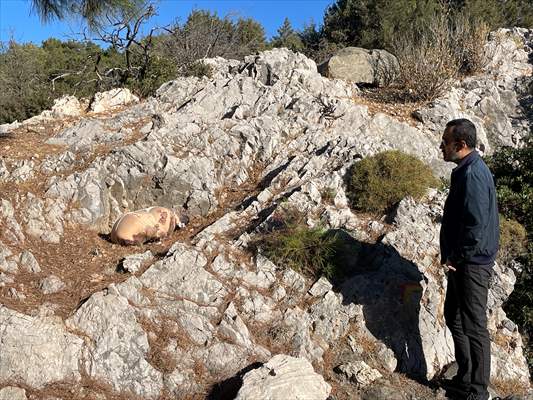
{"left": 440, "top": 151, "right": 499, "bottom": 266}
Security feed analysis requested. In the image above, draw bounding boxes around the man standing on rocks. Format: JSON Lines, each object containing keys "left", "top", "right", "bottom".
{"left": 439, "top": 119, "right": 499, "bottom": 400}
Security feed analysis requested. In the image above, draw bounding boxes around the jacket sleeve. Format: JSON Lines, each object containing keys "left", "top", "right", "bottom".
{"left": 450, "top": 170, "right": 489, "bottom": 263}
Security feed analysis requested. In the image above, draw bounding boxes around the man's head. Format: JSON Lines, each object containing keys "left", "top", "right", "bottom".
{"left": 441, "top": 119, "right": 476, "bottom": 163}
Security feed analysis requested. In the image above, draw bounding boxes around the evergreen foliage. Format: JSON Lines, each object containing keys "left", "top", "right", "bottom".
{"left": 499, "top": 215, "right": 528, "bottom": 266}
{"left": 320, "top": 0, "right": 533, "bottom": 51}
{"left": 0, "top": 6, "right": 267, "bottom": 124}
{"left": 31, "top": 0, "right": 144, "bottom": 29}
{"left": 256, "top": 207, "right": 354, "bottom": 281}
{"left": 486, "top": 137, "right": 533, "bottom": 372}
{"left": 156, "top": 10, "right": 267, "bottom": 73}
{"left": 271, "top": 17, "right": 304, "bottom": 52}
{"left": 347, "top": 150, "right": 438, "bottom": 213}
{"left": 0, "top": 39, "right": 126, "bottom": 123}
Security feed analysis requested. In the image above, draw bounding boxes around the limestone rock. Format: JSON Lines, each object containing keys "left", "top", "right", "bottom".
{"left": 308, "top": 276, "right": 333, "bottom": 297}
{"left": 40, "top": 151, "right": 77, "bottom": 174}
{"left": 235, "top": 354, "right": 331, "bottom": 400}
{"left": 198, "top": 342, "right": 248, "bottom": 376}
{"left": 217, "top": 302, "right": 254, "bottom": 349}
{"left": 337, "top": 361, "right": 383, "bottom": 386}
{"left": 66, "top": 287, "right": 163, "bottom": 398}
{"left": 39, "top": 275, "right": 65, "bottom": 294}
{"left": 120, "top": 250, "right": 153, "bottom": 273}
{"left": 18, "top": 250, "right": 41, "bottom": 273}
{"left": 9, "top": 160, "right": 35, "bottom": 183}
{"left": 22, "top": 193, "right": 66, "bottom": 243}
{"left": 413, "top": 29, "right": 532, "bottom": 152}
{"left": 0, "top": 306, "right": 83, "bottom": 388}
{"left": 0, "top": 198, "right": 25, "bottom": 244}
{"left": 0, "top": 120, "right": 20, "bottom": 135}
{"left": 46, "top": 119, "right": 121, "bottom": 151}
{"left": 0, "top": 160, "right": 9, "bottom": 181}
{"left": 140, "top": 243, "right": 226, "bottom": 306}
{"left": 0, "top": 33, "right": 531, "bottom": 398}
{"left": 0, "top": 387, "right": 27, "bottom": 400}
{"left": 319, "top": 47, "right": 399, "bottom": 86}
{"left": 49, "top": 95, "right": 82, "bottom": 118}
{"left": 90, "top": 88, "right": 139, "bottom": 113}
{"left": 240, "top": 47, "right": 317, "bottom": 86}
{"left": 0, "top": 241, "right": 18, "bottom": 273}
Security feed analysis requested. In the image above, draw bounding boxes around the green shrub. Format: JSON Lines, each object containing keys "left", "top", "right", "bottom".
{"left": 347, "top": 150, "right": 438, "bottom": 213}
{"left": 499, "top": 215, "right": 528, "bottom": 265}
{"left": 260, "top": 224, "right": 339, "bottom": 280}
{"left": 487, "top": 136, "right": 533, "bottom": 375}
{"left": 256, "top": 207, "right": 356, "bottom": 281}
{"left": 319, "top": 0, "right": 532, "bottom": 52}
{"left": 486, "top": 141, "right": 533, "bottom": 233}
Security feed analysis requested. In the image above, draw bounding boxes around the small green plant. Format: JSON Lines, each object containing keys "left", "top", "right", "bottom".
{"left": 438, "top": 176, "right": 451, "bottom": 190}
{"left": 261, "top": 224, "right": 340, "bottom": 280}
{"left": 499, "top": 215, "right": 528, "bottom": 265}
{"left": 256, "top": 207, "right": 356, "bottom": 281}
{"left": 488, "top": 136, "right": 533, "bottom": 375}
{"left": 182, "top": 61, "right": 213, "bottom": 79}
{"left": 320, "top": 188, "right": 337, "bottom": 205}
{"left": 347, "top": 150, "right": 438, "bottom": 213}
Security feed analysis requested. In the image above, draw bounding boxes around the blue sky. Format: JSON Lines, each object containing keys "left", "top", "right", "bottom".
{"left": 0, "top": 0, "right": 333, "bottom": 44}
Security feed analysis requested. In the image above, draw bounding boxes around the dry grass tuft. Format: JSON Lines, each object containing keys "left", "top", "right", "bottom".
{"left": 491, "top": 377, "right": 529, "bottom": 398}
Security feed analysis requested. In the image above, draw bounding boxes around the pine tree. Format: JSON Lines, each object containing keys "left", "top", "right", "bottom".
{"left": 271, "top": 17, "right": 304, "bottom": 52}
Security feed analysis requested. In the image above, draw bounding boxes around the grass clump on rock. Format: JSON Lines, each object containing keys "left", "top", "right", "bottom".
{"left": 256, "top": 207, "right": 357, "bottom": 281}
{"left": 348, "top": 150, "right": 438, "bottom": 213}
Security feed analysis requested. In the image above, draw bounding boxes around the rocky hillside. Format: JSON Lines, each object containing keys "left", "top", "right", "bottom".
{"left": 0, "top": 28, "right": 531, "bottom": 400}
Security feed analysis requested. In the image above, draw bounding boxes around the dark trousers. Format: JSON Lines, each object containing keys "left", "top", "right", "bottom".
{"left": 444, "top": 263, "right": 493, "bottom": 398}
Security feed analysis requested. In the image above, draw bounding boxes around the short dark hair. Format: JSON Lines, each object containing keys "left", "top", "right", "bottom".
{"left": 446, "top": 119, "right": 477, "bottom": 149}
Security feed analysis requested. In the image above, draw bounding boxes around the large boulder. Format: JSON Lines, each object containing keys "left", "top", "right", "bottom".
{"left": 318, "top": 47, "right": 399, "bottom": 86}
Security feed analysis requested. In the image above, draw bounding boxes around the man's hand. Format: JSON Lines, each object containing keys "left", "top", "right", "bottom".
{"left": 443, "top": 259, "right": 456, "bottom": 272}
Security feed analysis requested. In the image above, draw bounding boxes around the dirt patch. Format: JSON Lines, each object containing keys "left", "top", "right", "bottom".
{"left": 0, "top": 223, "right": 189, "bottom": 318}
{"left": 353, "top": 88, "right": 424, "bottom": 126}
{"left": 0, "top": 156, "right": 267, "bottom": 320}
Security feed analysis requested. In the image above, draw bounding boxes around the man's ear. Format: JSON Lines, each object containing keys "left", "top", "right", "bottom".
{"left": 455, "top": 140, "right": 467, "bottom": 151}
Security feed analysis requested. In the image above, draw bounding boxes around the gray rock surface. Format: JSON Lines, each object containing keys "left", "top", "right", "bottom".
{"left": 337, "top": 361, "right": 383, "bottom": 386}
{"left": 18, "top": 250, "right": 41, "bottom": 273}
{"left": 0, "top": 198, "right": 25, "bottom": 244}
{"left": 66, "top": 287, "right": 163, "bottom": 398}
{"left": 235, "top": 354, "right": 331, "bottom": 400}
{"left": 0, "top": 29, "right": 531, "bottom": 399}
{"left": 414, "top": 28, "right": 532, "bottom": 153}
{"left": 0, "top": 387, "right": 27, "bottom": 400}
{"left": 120, "top": 250, "right": 153, "bottom": 273}
{"left": 319, "top": 47, "right": 399, "bottom": 86}
{"left": 39, "top": 275, "right": 65, "bottom": 294}
{"left": 0, "top": 306, "right": 83, "bottom": 387}
{"left": 90, "top": 88, "right": 139, "bottom": 113}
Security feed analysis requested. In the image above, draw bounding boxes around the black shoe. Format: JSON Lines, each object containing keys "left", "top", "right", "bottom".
{"left": 465, "top": 392, "right": 490, "bottom": 400}
{"left": 440, "top": 378, "right": 471, "bottom": 398}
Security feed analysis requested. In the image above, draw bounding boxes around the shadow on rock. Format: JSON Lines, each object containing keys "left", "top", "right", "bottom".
{"left": 207, "top": 362, "right": 263, "bottom": 400}
{"left": 328, "top": 230, "right": 429, "bottom": 382}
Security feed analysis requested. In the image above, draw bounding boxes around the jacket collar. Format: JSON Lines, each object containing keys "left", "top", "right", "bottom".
{"left": 453, "top": 150, "right": 478, "bottom": 173}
